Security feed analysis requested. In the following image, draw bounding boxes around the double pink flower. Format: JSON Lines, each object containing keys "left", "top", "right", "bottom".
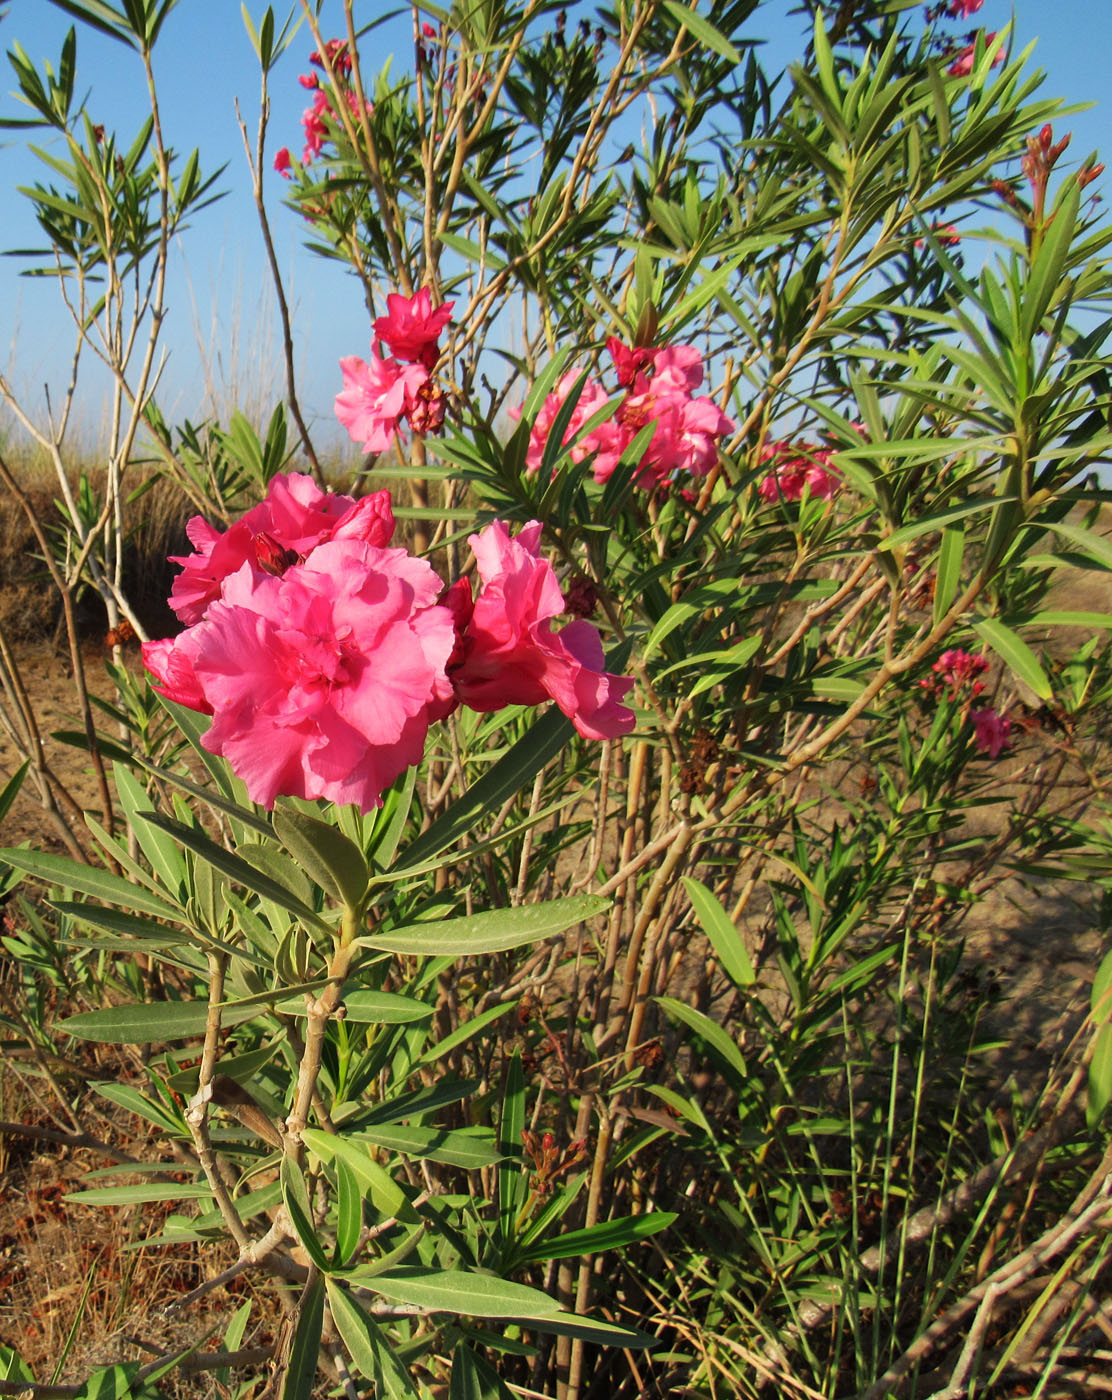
{"left": 143, "top": 476, "right": 633, "bottom": 812}
{"left": 757, "top": 440, "right": 841, "bottom": 503}
{"left": 523, "top": 339, "right": 735, "bottom": 490}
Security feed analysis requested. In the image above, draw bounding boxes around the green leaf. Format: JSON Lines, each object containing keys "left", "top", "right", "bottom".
{"left": 352, "top": 1123, "right": 503, "bottom": 1169}
{"left": 338, "top": 990, "right": 432, "bottom": 1024}
{"left": 65, "top": 1182, "right": 212, "bottom": 1207}
{"left": 661, "top": 0, "right": 741, "bottom": 63}
{"left": 282, "top": 1272, "right": 325, "bottom": 1400}
{"left": 412, "top": 1002, "right": 516, "bottom": 1069}
{"left": 334, "top": 1158, "right": 362, "bottom": 1268}
{"left": 1090, "top": 1020, "right": 1112, "bottom": 1127}
{"left": 327, "top": 1282, "right": 421, "bottom": 1397}
{"left": 273, "top": 801, "right": 369, "bottom": 911}
{"left": 934, "top": 525, "right": 965, "bottom": 627}
{"left": 498, "top": 1051, "right": 526, "bottom": 1248}
{"left": 365, "top": 1268, "right": 563, "bottom": 1318}
{"left": 1045, "top": 520, "right": 1112, "bottom": 571}
{"left": 397, "top": 707, "right": 573, "bottom": 871}
{"left": 0, "top": 846, "right": 184, "bottom": 920}
{"left": 519, "top": 1210, "right": 676, "bottom": 1264}
{"left": 516, "top": 1312, "right": 658, "bottom": 1348}
{"left": 359, "top": 895, "right": 608, "bottom": 956}
{"left": 281, "top": 1158, "right": 332, "bottom": 1273}
{"left": 681, "top": 877, "right": 754, "bottom": 987}
{"left": 136, "top": 813, "right": 333, "bottom": 934}
{"left": 971, "top": 616, "right": 1052, "bottom": 700}
{"left": 655, "top": 997, "right": 747, "bottom": 1085}
{"left": 301, "top": 1130, "right": 423, "bottom": 1223}
{"left": 450, "top": 1347, "right": 517, "bottom": 1400}
{"left": 879, "top": 497, "right": 1010, "bottom": 550}
{"left": 59, "top": 998, "right": 261, "bottom": 1044}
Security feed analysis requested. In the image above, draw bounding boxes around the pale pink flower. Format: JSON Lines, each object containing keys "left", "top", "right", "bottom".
{"left": 176, "top": 541, "right": 455, "bottom": 812}
{"left": 169, "top": 475, "right": 393, "bottom": 625}
{"left": 948, "top": 32, "right": 1003, "bottom": 77}
{"left": 335, "top": 351, "right": 429, "bottom": 452}
{"left": 971, "top": 707, "right": 1012, "bottom": 758}
{"left": 450, "top": 521, "right": 635, "bottom": 740}
{"left": 525, "top": 371, "right": 623, "bottom": 478}
{"left": 374, "top": 288, "right": 454, "bottom": 369}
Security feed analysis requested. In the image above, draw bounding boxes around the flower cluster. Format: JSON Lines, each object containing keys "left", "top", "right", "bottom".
{"left": 143, "top": 475, "right": 633, "bottom": 812}
{"left": 335, "top": 289, "right": 453, "bottom": 453}
{"left": 919, "top": 648, "right": 990, "bottom": 699}
{"left": 523, "top": 339, "right": 736, "bottom": 490}
{"left": 756, "top": 440, "right": 841, "bottom": 503}
{"left": 273, "top": 39, "right": 372, "bottom": 175}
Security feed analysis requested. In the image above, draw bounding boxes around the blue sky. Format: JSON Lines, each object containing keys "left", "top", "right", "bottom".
{"left": 0, "top": 0, "right": 1109, "bottom": 456}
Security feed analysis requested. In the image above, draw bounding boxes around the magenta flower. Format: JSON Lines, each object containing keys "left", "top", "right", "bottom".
{"left": 335, "top": 351, "right": 429, "bottom": 453}
{"left": 450, "top": 521, "right": 635, "bottom": 740}
{"left": 373, "top": 288, "right": 454, "bottom": 369}
{"left": 971, "top": 707, "right": 1012, "bottom": 758}
{"left": 169, "top": 475, "right": 393, "bottom": 625}
{"left": 273, "top": 147, "right": 293, "bottom": 177}
{"left": 947, "top": 0, "right": 984, "bottom": 16}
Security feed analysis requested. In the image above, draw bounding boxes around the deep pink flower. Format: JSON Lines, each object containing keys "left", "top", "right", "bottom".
{"left": 932, "top": 649, "right": 989, "bottom": 696}
{"left": 310, "top": 39, "right": 352, "bottom": 76}
{"left": 971, "top": 707, "right": 1012, "bottom": 758}
{"left": 948, "top": 32, "right": 1003, "bottom": 77}
{"left": 947, "top": 0, "right": 984, "bottom": 16}
{"left": 373, "top": 288, "right": 454, "bottom": 369}
{"left": 169, "top": 476, "right": 393, "bottom": 625}
{"left": 451, "top": 521, "right": 635, "bottom": 740}
{"left": 757, "top": 442, "right": 840, "bottom": 503}
{"left": 273, "top": 147, "right": 293, "bottom": 177}
{"left": 298, "top": 73, "right": 319, "bottom": 90}
{"left": 167, "top": 541, "right": 455, "bottom": 812}
{"left": 335, "top": 352, "right": 429, "bottom": 452}
{"left": 606, "top": 337, "right": 657, "bottom": 387}
{"left": 421, "top": 21, "right": 437, "bottom": 38}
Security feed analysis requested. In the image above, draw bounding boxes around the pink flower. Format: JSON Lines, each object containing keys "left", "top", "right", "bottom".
{"left": 931, "top": 649, "right": 989, "bottom": 697}
{"left": 301, "top": 89, "right": 332, "bottom": 160}
{"left": 948, "top": 32, "right": 1003, "bottom": 77}
{"left": 421, "top": 21, "right": 437, "bottom": 38}
{"left": 757, "top": 442, "right": 840, "bottom": 503}
{"left": 159, "top": 541, "right": 456, "bottom": 812}
{"left": 915, "top": 223, "right": 960, "bottom": 248}
{"left": 525, "top": 371, "right": 623, "bottom": 478}
{"left": 373, "top": 288, "right": 454, "bottom": 369}
{"left": 947, "top": 0, "right": 984, "bottom": 16}
{"left": 169, "top": 475, "right": 393, "bottom": 625}
{"left": 335, "top": 351, "right": 429, "bottom": 452}
{"left": 606, "top": 337, "right": 658, "bottom": 387}
{"left": 142, "top": 634, "right": 211, "bottom": 714}
{"left": 971, "top": 707, "right": 1012, "bottom": 758}
{"left": 298, "top": 73, "right": 319, "bottom": 90}
{"left": 310, "top": 39, "right": 352, "bottom": 76}
{"left": 450, "top": 521, "right": 635, "bottom": 740}
{"left": 273, "top": 147, "right": 293, "bottom": 177}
